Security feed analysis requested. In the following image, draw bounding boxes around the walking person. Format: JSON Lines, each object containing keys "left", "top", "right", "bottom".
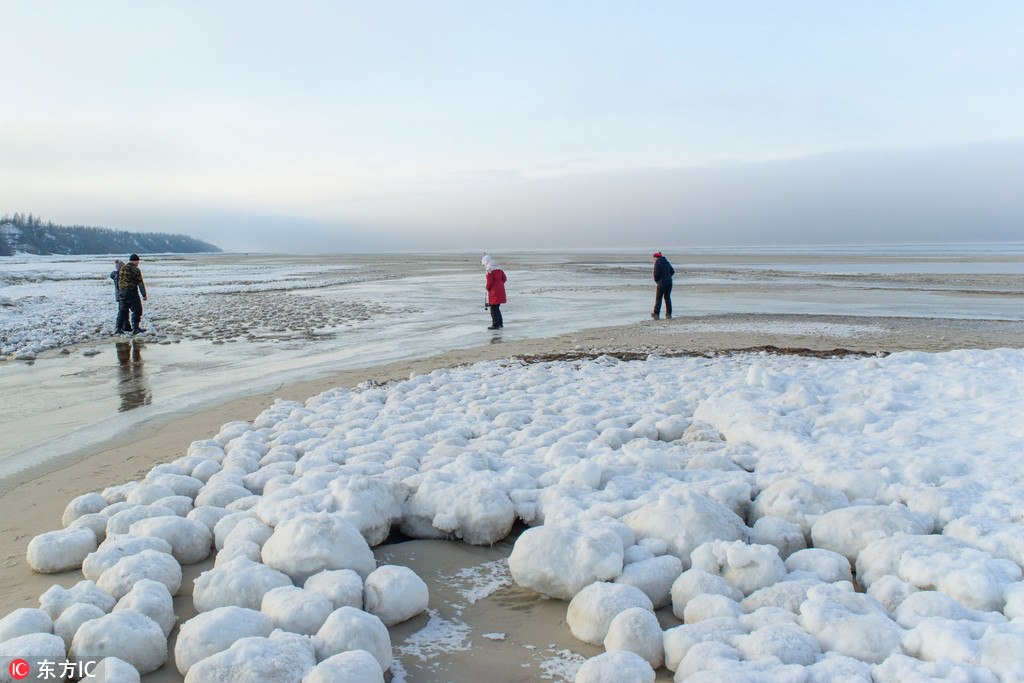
{"left": 116, "top": 254, "right": 148, "bottom": 335}
{"left": 482, "top": 255, "right": 507, "bottom": 330}
{"left": 651, "top": 251, "right": 674, "bottom": 319}
{"left": 109, "top": 259, "right": 129, "bottom": 333}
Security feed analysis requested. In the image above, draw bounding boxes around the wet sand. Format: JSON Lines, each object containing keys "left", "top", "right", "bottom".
{"left": 2, "top": 313, "right": 1024, "bottom": 681}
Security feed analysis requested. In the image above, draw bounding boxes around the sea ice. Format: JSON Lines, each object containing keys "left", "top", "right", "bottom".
{"left": 90, "top": 657, "right": 141, "bottom": 683}
{"left": 303, "top": 649, "right": 384, "bottom": 682}
{"left": 61, "top": 492, "right": 108, "bottom": 527}
{"left": 797, "top": 583, "right": 903, "bottom": 664}
{"left": 82, "top": 534, "right": 173, "bottom": 582}
{"left": 810, "top": 503, "right": 933, "bottom": 563}
{"left": 613, "top": 554, "right": 682, "bottom": 609}
{"left": 53, "top": 602, "right": 104, "bottom": 649}
{"left": 689, "top": 540, "right": 787, "bottom": 596}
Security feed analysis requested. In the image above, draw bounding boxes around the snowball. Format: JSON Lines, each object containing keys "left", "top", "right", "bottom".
{"left": 567, "top": 582, "right": 653, "bottom": 645}
{"left": 856, "top": 532, "right": 1022, "bottom": 611}
{"left": 148, "top": 473, "right": 204, "bottom": 499}
{"left": 215, "top": 540, "right": 263, "bottom": 566}
{"left": 750, "top": 478, "right": 849, "bottom": 537}
{"left": 943, "top": 514, "right": 1024, "bottom": 569}
{"left": 508, "top": 524, "right": 623, "bottom": 600}
{"left": 128, "top": 515, "right": 213, "bottom": 564}
{"left": 575, "top": 649, "right": 656, "bottom": 683}
{"left": 38, "top": 580, "right": 115, "bottom": 621}
{"left": 683, "top": 593, "right": 745, "bottom": 623}
{"left": 260, "top": 586, "right": 333, "bottom": 635}
{"left": 192, "top": 557, "right": 292, "bottom": 612}
{"left": 672, "top": 640, "right": 742, "bottom": 679}
{"left": 363, "top": 565, "right": 429, "bottom": 626}
{"left": 27, "top": 527, "right": 97, "bottom": 573}
{"left": 328, "top": 474, "right": 408, "bottom": 546}
{"left": 0, "top": 633, "right": 66, "bottom": 680}
{"left": 213, "top": 511, "right": 258, "bottom": 550}
{"left": 152, "top": 494, "right": 195, "bottom": 516}
{"left": 62, "top": 492, "right": 108, "bottom": 527}
{"left": 221, "top": 517, "right": 274, "bottom": 549}
{"left": 603, "top": 607, "right": 664, "bottom": 669}
{"left": 183, "top": 631, "right": 317, "bottom": 682}
{"left": 689, "top": 540, "right": 787, "bottom": 596}
{"left": 187, "top": 505, "right": 235, "bottom": 533}
{"left": 82, "top": 535, "right": 173, "bottom": 582}
{"left": 865, "top": 574, "right": 919, "bottom": 613}
{"left": 315, "top": 606, "right": 391, "bottom": 672}
{"left": 96, "top": 548, "right": 182, "bottom": 600}
{"left": 797, "top": 584, "right": 902, "bottom": 664}
{"left": 52, "top": 602, "right": 104, "bottom": 649}
{"left": 106, "top": 504, "right": 176, "bottom": 535}
{"left": 749, "top": 516, "right": 807, "bottom": 560}
{"left": 613, "top": 554, "right": 682, "bottom": 609}
{"left": 114, "top": 579, "right": 176, "bottom": 637}
{"left": 194, "top": 482, "right": 253, "bottom": 508}
{"left": 402, "top": 473, "right": 515, "bottom": 545}
{"left": 894, "top": 589, "right": 1004, "bottom": 629}
{"left": 742, "top": 577, "right": 826, "bottom": 614}
{"left": 0, "top": 608, "right": 52, "bottom": 643}
{"left": 303, "top": 570, "right": 364, "bottom": 610}
{"left": 670, "top": 569, "right": 744, "bottom": 620}
{"left": 810, "top": 503, "right": 933, "bottom": 563}
{"left": 90, "top": 657, "right": 141, "bottom": 683}
{"left": 70, "top": 609, "right": 167, "bottom": 674}
{"left": 126, "top": 483, "right": 176, "bottom": 505}
{"left": 303, "top": 649, "right": 385, "bottom": 683}
{"left": 174, "top": 606, "right": 273, "bottom": 676}
{"left": 733, "top": 622, "right": 822, "bottom": 665}
{"left": 1006, "top": 582, "right": 1024, "bottom": 620}
{"left": 662, "top": 617, "right": 749, "bottom": 672}
{"left": 261, "top": 512, "right": 376, "bottom": 584}
{"left": 784, "top": 548, "right": 853, "bottom": 584}
{"left": 69, "top": 512, "right": 109, "bottom": 542}
{"left": 623, "top": 491, "right": 746, "bottom": 568}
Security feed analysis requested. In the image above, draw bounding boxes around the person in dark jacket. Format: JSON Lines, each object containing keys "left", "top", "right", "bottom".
{"left": 482, "top": 255, "right": 507, "bottom": 330}
{"left": 651, "top": 251, "right": 674, "bottom": 319}
{"left": 116, "top": 254, "right": 148, "bottom": 335}
{"left": 109, "top": 259, "right": 129, "bottom": 333}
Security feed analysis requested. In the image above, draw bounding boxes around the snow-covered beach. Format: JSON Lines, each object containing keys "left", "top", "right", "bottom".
{"left": 2, "top": 248, "right": 1024, "bottom": 681}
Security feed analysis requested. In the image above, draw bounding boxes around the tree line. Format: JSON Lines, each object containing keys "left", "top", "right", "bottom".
{"left": 0, "top": 213, "right": 222, "bottom": 256}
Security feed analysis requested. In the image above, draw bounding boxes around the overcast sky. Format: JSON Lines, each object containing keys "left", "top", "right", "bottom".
{"left": 2, "top": 1, "right": 1023, "bottom": 253}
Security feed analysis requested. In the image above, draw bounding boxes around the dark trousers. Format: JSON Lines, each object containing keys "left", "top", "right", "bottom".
{"left": 489, "top": 304, "right": 503, "bottom": 328}
{"left": 117, "top": 293, "right": 143, "bottom": 332}
{"left": 654, "top": 280, "right": 672, "bottom": 318}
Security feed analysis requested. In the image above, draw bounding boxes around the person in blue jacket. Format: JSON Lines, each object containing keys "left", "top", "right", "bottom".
{"left": 651, "top": 251, "right": 674, "bottom": 319}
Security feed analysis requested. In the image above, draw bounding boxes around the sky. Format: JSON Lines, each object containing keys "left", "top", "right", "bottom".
{"left": 2, "top": 1, "right": 1023, "bottom": 253}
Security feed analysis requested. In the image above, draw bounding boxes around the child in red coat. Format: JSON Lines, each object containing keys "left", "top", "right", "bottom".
{"left": 482, "top": 255, "right": 507, "bottom": 330}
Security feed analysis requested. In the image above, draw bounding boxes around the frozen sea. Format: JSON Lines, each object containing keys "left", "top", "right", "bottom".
{"left": 2, "top": 245, "right": 1024, "bottom": 681}
{"left": 1, "top": 245, "right": 1024, "bottom": 484}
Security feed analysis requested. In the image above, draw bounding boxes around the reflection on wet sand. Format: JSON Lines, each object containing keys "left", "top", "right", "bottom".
{"left": 115, "top": 340, "right": 152, "bottom": 411}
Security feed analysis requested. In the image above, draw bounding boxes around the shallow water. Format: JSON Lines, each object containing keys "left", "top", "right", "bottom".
{"left": 1, "top": 247, "right": 1022, "bottom": 485}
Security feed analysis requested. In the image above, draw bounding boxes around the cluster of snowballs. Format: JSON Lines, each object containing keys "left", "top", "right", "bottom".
{"left": 3, "top": 349, "right": 1024, "bottom": 682}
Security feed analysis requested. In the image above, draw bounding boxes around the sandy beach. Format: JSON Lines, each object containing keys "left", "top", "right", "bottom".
{"left": 3, "top": 312, "right": 1023, "bottom": 681}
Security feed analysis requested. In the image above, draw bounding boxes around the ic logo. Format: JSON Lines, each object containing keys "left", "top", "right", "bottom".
{"left": 9, "top": 658, "right": 30, "bottom": 679}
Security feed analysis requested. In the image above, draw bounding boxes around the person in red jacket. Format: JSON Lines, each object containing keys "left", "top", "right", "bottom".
{"left": 482, "top": 255, "right": 507, "bottom": 330}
